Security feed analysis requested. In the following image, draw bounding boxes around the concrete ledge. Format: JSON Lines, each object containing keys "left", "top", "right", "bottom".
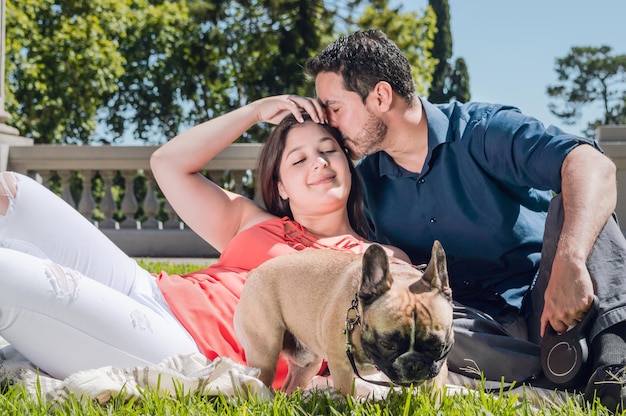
{"left": 7, "top": 143, "right": 262, "bottom": 172}
{"left": 597, "top": 125, "right": 626, "bottom": 232}
{"left": 101, "top": 228, "right": 219, "bottom": 258}
{"left": 597, "top": 125, "right": 626, "bottom": 142}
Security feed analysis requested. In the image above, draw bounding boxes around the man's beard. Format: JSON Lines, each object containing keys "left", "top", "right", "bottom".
{"left": 345, "top": 114, "right": 387, "bottom": 160}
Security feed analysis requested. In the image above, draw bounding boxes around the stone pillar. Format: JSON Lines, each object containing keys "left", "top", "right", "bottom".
{"left": 597, "top": 125, "right": 626, "bottom": 230}
{"left": 0, "top": 0, "right": 33, "bottom": 171}
{"left": 0, "top": 0, "right": 17, "bottom": 136}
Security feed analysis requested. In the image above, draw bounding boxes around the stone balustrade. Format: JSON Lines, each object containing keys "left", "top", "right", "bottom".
{"left": 2, "top": 125, "right": 625, "bottom": 259}
{"left": 597, "top": 125, "right": 626, "bottom": 230}
{"left": 4, "top": 142, "right": 263, "bottom": 258}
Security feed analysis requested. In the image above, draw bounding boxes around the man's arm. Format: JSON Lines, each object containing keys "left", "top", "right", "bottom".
{"left": 540, "top": 144, "right": 617, "bottom": 335}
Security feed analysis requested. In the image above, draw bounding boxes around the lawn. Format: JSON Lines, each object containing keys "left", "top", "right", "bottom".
{"left": 0, "top": 261, "right": 619, "bottom": 415}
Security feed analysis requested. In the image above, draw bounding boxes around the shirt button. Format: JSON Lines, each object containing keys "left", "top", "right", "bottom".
{"left": 418, "top": 178, "right": 425, "bottom": 184}
{"left": 463, "top": 280, "right": 470, "bottom": 286}
{"left": 430, "top": 218, "right": 437, "bottom": 223}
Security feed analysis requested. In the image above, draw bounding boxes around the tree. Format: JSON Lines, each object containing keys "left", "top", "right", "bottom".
{"left": 426, "top": 0, "right": 470, "bottom": 103}
{"left": 6, "top": 0, "right": 131, "bottom": 144}
{"left": 448, "top": 57, "right": 470, "bottom": 102}
{"left": 547, "top": 45, "right": 626, "bottom": 138}
{"left": 357, "top": 1, "right": 437, "bottom": 97}
{"left": 6, "top": 0, "right": 438, "bottom": 144}
{"left": 98, "top": 0, "right": 194, "bottom": 144}
{"left": 102, "top": 0, "right": 341, "bottom": 144}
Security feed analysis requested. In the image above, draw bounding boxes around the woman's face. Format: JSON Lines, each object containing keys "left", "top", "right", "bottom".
{"left": 277, "top": 122, "right": 351, "bottom": 217}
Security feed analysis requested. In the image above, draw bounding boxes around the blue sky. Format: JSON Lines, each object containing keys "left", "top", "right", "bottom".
{"left": 396, "top": 0, "right": 626, "bottom": 137}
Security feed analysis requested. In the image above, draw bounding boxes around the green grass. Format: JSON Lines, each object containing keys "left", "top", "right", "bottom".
{"left": 0, "top": 381, "right": 618, "bottom": 415}
{"left": 0, "top": 261, "right": 621, "bottom": 415}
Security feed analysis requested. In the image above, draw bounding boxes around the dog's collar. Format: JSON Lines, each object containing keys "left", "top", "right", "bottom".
{"left": 343, "top": 293, "right": 413, "bottom": 388}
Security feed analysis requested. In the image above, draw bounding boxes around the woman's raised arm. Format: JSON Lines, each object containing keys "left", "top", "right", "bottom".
{"left": 150, "top": 95, "right": 325, "bottom": 252}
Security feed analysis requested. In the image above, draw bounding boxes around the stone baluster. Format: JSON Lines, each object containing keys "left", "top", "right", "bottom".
{"left": 77, "top": 170, "right": 96, "bottom": 223}
{"left": 119, "top": 170, "right": 139, "bottom": 229}
{"left": 212, "top": 170, "right": 226, "bottom": 190}
{"left": 231, "top": 170, "right": 245, "bottom": 195}
{"left": 254, "top": 174, "right": 263, "bottom": 206}
{"left": 141, "top": 171, "right": 160, "bottom": 229}
{"left": 162, "top": 199, "right": 181, "bottom": 229}
{"left": 98, "top": 170, "right": 117, "bottom": 229}
{"left": 38, "top": 170, "right": 51, "bottom": 190}
{"left": 57, "top": 170, "right": 75, "bottom": 208}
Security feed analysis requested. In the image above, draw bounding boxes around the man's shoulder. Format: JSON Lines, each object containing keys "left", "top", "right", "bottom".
{"left": 433, "top": 100, "right": 520, "bottom": 121}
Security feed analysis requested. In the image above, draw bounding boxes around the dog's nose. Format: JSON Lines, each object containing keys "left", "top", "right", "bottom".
{"left": 398, "top": 353, "right": 444, "bottom": 381}
{"left": 401, "top": 360, "right": 430, "bottom": 379}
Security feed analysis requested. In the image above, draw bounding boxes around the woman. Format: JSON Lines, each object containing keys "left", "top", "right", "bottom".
{"left": 0, "top": 95, "right": 407, "bottom": 387}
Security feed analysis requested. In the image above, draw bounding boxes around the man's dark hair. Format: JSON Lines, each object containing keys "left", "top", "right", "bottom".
{"left": 304, "top": 29, "right": 416, "bottom": 105}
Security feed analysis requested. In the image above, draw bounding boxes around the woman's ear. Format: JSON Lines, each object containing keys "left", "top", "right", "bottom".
{"left": 277, "top": 181, "right": 289, "bottom": 200}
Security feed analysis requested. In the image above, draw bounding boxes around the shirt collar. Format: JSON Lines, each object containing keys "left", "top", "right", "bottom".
{"left": 377, "top": 98, "right": 453, "bottom": 178}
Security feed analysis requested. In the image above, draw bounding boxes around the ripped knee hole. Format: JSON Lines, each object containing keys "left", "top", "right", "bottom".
{"left": 45, "top": 262, "right": 81, "bottom": 300}
{"left": 0, "top": 173, "right": 17, "bottom": 216}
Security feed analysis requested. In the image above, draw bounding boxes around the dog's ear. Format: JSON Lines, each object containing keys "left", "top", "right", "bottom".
{"left": 417, "top": 240, "right": 452, "bottom": 299}
{"left": 358, "top": 244, "right": 393, "bottom": 305}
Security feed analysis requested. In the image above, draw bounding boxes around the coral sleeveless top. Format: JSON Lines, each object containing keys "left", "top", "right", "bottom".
{"left": 155, "top": 217, "right": 363, "bottom": 387}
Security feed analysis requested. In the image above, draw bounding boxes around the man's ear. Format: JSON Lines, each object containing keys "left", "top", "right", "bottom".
{"left": 370, "top": 81, "right": 394, "bottom": 112}
{"left": 277, "top": 181, "right": 288, "bottom": 200}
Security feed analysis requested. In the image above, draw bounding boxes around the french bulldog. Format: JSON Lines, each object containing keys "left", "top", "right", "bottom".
{"left": 233, "top": 240, "right": 453, "bottom": 396}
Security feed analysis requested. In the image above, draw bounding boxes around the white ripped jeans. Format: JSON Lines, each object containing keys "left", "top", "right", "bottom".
{"left": 0, "top": 172, "right": 200, "bottom": 379}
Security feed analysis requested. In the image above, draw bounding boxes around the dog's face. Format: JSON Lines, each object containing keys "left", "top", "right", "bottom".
{"left": 357, "top": 241, "right": 453, "bottom": 385}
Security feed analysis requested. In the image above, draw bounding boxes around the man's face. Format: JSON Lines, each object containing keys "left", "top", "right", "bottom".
{"left": 315, "top": 72, "right": 387, "bottom": 160}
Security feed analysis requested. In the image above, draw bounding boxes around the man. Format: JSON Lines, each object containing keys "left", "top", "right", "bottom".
{"left": 301, "top": 29, "right": 626, "bottom": 411}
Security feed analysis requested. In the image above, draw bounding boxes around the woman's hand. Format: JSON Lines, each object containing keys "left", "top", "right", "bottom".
{"left": 253, "top": 95, "right": 327, "bottom": 125}
{"left": 150, "top": 94, "right": 328, "bottom": 252}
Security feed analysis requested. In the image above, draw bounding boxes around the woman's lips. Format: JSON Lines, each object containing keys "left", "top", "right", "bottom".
{"left": 309, "top": 174, "right": 336, "bottom": 185}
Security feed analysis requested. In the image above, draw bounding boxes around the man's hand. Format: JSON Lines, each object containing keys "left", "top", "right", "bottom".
{"left": 540, "top": 145, "right": 615, "bottom": 337}
{"left": 541, "top": 254, "right": 595, "bottom": 336}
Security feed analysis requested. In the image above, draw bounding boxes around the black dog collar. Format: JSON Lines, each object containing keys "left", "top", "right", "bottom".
{"left": 343, "top": 293, "right": 413, "bottom": 388}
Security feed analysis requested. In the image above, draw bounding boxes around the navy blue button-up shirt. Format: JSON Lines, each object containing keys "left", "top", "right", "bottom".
{"left": 357, "top": 99, "right": 599, "bottom": 322}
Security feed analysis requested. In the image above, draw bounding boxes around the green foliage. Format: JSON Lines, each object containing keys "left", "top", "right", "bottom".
{"left": 137, "top": 258, "right": 212, "bottom": 275}
{"left": 6, "top": 0, "right": 129, "bottom": 144}
{"left": 357, "top": 1, "right": 437, "bottom": 97}
{"left": 427, "top": 0, "right": 451, "bottom": 102}
{"left": 100, "top": 0, "right": 194, "bottom": 144}
{"left": 426, "top": 0, "right": 471, "bottom": 103}
{"left": 443, "top": 56, "right": 471, "bottom": 103}
{"left": 0, "top": 378, "right": 619, "bottom": 415}
{"left": 547, "top": 45, "right": 626, "bottom": 138}
{"left": 5, "top": 0, "right": 438, "bottom": 145}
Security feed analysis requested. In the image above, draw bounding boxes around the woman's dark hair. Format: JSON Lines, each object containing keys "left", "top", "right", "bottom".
{"left": 257, "top": 113, "right": 370, "bottom": 238}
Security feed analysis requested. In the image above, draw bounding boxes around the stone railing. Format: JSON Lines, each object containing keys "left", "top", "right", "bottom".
{"left": 4, "top": 142, "right": 263, "bottom": 258}
{"left": 2, "top": 125, "right": 625, "bottom": 259}
{"left": 597, "top": 125, "right": 626, "bottom": 230}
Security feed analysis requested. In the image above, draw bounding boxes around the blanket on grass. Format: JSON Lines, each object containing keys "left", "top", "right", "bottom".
{"left": 0, "top": 337, "right": 574, "bottom": 407}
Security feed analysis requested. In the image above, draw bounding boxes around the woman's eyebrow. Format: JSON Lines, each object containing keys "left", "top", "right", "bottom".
{"left": 285, "top": 145, "right": 304, "bottom": 158}
{"left": 285, "top": 137, "right": 336, "bottom": 157}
